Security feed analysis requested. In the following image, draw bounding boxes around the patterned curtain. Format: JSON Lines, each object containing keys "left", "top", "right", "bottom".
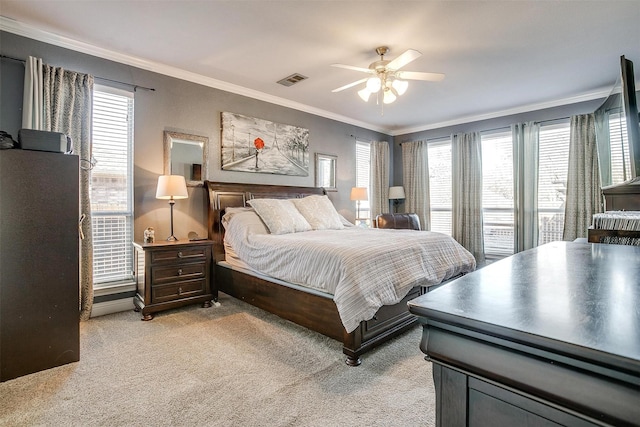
{"left": 563, "top": 114, "right": 603, "bottom": 241}
{"left": 452, "top": 132, "right": 485, "bottom": 264}
{"left": 402, "top": 140, "right": 430, "bottom": 230}
{"left": 43, "top": 65, "right": 95, "bottom": 321}
{"left": 513, "top": 122, "right": 540, "bottom": 252}
{"left": 370, "top": 141, "right": 390, "bottom": 221}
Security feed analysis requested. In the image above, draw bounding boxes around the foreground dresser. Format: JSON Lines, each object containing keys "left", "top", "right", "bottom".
{"left": 0, "top": 150, "right": 79, "bottom": 382}
{"left": 133, "top": 240, "right": 214, "bottom": 320}
{"left": 408, "top": 242, "right": 640, "bottom": 427}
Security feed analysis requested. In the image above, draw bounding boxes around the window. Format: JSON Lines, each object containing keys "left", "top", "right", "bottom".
{"left": 91, "top": 86, "right": 134, "bottom": 288}
{"left": 428, "top": 138, "right": 452, "bottom": 235}
{"left": 481, "top": 130, "right": 514, "bottom": 257}
{"left": 538, "top": 121, "right": 570, "bottom": 245}
{"left": 609, "top": 111, "right": 632, "bottom": 184}
{"left": 355, "top": 140, "right": 370, "bottom": 219}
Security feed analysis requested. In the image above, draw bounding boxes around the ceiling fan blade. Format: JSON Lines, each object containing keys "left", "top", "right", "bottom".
{"left": 396, "top": 71, "right": 445, "bottom": 82}
{"left": 386, "top": 49, "right": 422, "bottom": 70}
{"left": 332, "top": 78, "right": 368, "bottom": 93}
{"left": 331, "top": 64, "right": 373, "bottom": 74}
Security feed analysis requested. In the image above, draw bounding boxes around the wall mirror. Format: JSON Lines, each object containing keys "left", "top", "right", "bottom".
{"left": 163, "top": 131, "right": 209, "bottom": 186}
{"left": 315, "top": 153, "right": 337, "bottom": 191}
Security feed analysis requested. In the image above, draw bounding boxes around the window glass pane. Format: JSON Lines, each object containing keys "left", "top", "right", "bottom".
{"left": 91, "top": 87, "right": 134, "bottom": 286}
{"left": 428, "top": 139, "right": 452, "bottom": 235}
{"left": 538, "top": 121, "right": 569, "bottom": 245}
{"left": 482, "top": 130, "right": 514, "bottom": 256}
{"left": 355, "top": 141, "right": 370, "bottom": 219}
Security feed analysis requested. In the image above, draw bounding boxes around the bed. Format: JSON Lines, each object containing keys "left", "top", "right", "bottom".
{"left": 205, "top": 181, "right": 476, "bottom": 365}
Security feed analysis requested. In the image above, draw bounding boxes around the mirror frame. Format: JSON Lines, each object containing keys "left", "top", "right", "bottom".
{"left": 315, "top": 153, "right": 337, "bottom": 191}
{"left": 163, "top": 131, "right": 209, "bottom": 187}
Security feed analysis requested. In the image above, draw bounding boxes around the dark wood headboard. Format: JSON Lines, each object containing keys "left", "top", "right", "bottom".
{"left": 204, "top": 181, "right": 325, "bottom": 261}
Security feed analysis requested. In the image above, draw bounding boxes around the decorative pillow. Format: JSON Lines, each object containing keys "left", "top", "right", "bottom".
{"left": 291, "top": 195, "right": 344, "bottom": 230}
{"left": 247, "top": 198, "right": 312, "bottom": 234}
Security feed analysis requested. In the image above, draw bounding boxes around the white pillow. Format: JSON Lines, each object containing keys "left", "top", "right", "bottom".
{"left": 221, "top": 208, "right": 269, "bottom": 235}
{"left": 291, "top": 195, "right": 344, "bottom": 230}
{"left": 247, "top": 198, "right": 312, "bottom": 234}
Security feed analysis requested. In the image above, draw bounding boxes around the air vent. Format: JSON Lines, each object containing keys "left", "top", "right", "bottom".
{"left": 277, "top": 73, "right": 308, "bottom": 87}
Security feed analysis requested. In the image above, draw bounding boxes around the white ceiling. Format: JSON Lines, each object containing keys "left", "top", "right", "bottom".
{"left": 1, "top": 1, "right": 639, "bottom": 135}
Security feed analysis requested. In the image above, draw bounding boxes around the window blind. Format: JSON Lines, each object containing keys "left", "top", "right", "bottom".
{"left": 609, "top": 112, "right": 632, "bottom": 183}
{"left": 538, "top": 121, "right": 570, "bottom": 245}
{"left": 481, "top": 130, "right": 514, "bottom": 256}
{"left": 91, "top": 87, "right": 134, "bottom": 286}
{"left": 428, "top": 139, "right": 452, "bottom": 235}
{"left": 355, "top": 141, "right": 371, "bottom": 218}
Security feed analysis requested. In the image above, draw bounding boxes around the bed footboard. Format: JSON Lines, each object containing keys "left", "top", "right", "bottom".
{"left": 217, "top": 262, "right": 428, "bottom": 366}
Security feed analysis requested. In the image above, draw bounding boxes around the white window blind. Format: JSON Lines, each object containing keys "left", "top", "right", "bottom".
{"left": 481, "top": 130, "right": 514, "bottom": 256}
{"left": 538, "top": 121, "right": 570, "bottom": 245}
{"left": 355, "top": 141, "right": 371, "bottom": 219}
{"left": 609, "top": 112, "right": 632, "bottom": 183}
{"left": 91, "top": 86, "right": 134, "bottom": 287}
{"left": 428, "top": 139, "right": 452, "bottom": 235}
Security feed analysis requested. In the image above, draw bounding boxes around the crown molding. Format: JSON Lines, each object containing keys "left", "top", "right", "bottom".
{"left": 0, "top": 16, "right": 389, "bottom": 135}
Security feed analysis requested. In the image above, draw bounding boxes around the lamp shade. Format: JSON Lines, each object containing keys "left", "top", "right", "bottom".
{"left": 350, "top": 187, "right": 368, "bottom": 201}
{"left": 156, "top": 175, "right": 188, "bottom": 199}
{"left": 388, "top": 186, "right": 405, "bottom": 200}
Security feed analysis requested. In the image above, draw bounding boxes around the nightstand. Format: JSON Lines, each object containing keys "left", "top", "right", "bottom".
{"left": 133, "top": 240, "right": 214, "bottom": 320}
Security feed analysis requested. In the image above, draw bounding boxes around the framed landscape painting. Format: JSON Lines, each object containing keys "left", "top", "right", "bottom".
{"left": 221, "top": 112, "right": 309, "bottom": 176}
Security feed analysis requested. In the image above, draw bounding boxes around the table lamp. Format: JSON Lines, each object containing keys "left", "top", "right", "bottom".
{"left": 350, "top": 187, "right": 368, "bottom": 219}
{"left": 388, "top": 186, "right": 405, "bottom": 213}
{"left": 156, "top": 175, "right": 188, "bottom": 241}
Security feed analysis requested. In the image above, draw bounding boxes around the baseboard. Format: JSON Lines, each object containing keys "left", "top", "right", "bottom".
{"left": 90, "top": 297, "right": 134, "bottom": 318}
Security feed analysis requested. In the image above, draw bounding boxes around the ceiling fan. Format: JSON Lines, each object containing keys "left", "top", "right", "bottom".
{"left": 331, "top": 46, "right": 445, "bottom": 104}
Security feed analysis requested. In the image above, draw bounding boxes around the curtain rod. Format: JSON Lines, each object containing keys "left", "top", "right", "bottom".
{"left": 399, "top": 116, "right": 575, "bottom": 144}
{"left": 1, "top": 54, "right": 155, "bottom": 92}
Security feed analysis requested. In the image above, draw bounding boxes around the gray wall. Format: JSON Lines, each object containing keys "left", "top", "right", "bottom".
{"left": 0, "top": 31, "right": 391, "bottom": 241}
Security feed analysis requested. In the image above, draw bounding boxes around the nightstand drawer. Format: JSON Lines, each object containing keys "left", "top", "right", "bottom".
{"left": 151, "top": 279, "right": 207, "bottom": 303}
{"left": 151, "top": 262, "right": 206, "bottom": 284}
{"left": 150, "top": 246, "right": 208, "bottom": 264}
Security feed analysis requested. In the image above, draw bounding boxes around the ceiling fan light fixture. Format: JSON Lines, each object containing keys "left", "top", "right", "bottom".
{"left": 383, "top": 89, "right": 397, "bottom": 104}
{"left": 392, "top": 79, "right": 408, "bottom": 96}
{"left": 358, "top": 88, "right": 372, "bottom": 102}
{"left": 366, "top": 77, "right": 381, "bottom": 93}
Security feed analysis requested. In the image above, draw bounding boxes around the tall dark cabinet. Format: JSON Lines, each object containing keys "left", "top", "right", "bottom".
{"left": 0, "top": 149, "right": 80, "bottom": 382}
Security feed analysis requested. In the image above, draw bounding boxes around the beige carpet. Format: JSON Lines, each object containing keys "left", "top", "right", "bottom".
{"left": 0, "top": 293, "right": 436, "bottom": 426}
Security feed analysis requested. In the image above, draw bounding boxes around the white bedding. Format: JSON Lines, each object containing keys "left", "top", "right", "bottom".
{"left": 223, "top": 209, "right": 476, "bottom": 333}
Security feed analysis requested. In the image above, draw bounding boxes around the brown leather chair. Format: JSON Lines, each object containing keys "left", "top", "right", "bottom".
{"left": 375, "top": 213, "right": 421, "bottom": 231}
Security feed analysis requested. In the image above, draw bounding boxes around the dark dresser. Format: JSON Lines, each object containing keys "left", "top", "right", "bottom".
{"left": 0, "top": 149, "right": 80, "bottom": 382}
{"left": 408, "top": 241, "right": 640, "bottom": 427}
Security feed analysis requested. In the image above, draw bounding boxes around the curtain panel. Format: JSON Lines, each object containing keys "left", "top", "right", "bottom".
{"left": 563, "top": 114, "right": 603, "bottom": 241}
{"left": 21, "top": 56, "right": 44, "bottom": 130}
{"left": 43, "top": 65, "right": 95, "bottom": 321}
{"left": 512, "top": 122, "right": 540, "bottom": 252}
{"left": 401, "top": 140, "right": 430, "bottom": 230}
{"left": 452, "top": 132, "right": 485, "bottom": 264}
{"left": 370, "top": 141, "right": 390, "bottom": 221}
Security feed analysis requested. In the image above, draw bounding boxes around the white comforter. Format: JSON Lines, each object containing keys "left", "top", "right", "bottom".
{"left": 224, "top": 215, "right": 476, "bottom": 333}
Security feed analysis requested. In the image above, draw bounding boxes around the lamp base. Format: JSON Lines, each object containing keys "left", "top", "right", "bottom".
{"left": 166, "top": 235, "right": 178, "bottom": 241}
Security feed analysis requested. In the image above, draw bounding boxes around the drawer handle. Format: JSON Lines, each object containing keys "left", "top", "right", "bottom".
{"left": 177, "top": 251, "right": 183, "bottom": 258}
{"left": 177, "top": 268, "right": 183, "bottom": 276}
